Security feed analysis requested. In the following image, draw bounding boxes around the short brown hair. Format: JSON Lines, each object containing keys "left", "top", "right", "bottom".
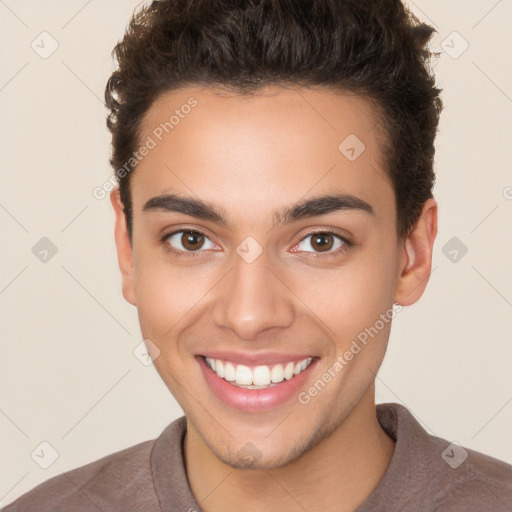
{"left": 105, "top": 0, "right": 442, "bottom": 241}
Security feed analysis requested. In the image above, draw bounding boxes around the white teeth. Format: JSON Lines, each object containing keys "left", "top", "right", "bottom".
{"left": 253, "top": 365, "right": 271, "bottom": 386}
{"left": 284, "top": 362, "right": 294, "bottom": 380}
{"left": 224, "top": 362, "right": 236, "bottom": 381}
{"left": 231, "top": 382, "right": 278, "bottom": 389}
{"left": 216, "top": 359, "right": 225, "bottom": 378}
{"left": 300, "top": 358, "right": 313, "bottom": 370}
{"left": 204, "top": 356, "right": 314, "bottom": 387}
{"left": 270, "top": 364, "right": 284, "bottom": 383}
{"left": 235, "top": 364, "right": 253, "bottom": 385}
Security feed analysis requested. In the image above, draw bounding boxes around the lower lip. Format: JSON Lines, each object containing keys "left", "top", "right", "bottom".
{"left": 197, "top": 356, "right": 317, "bottom": 412}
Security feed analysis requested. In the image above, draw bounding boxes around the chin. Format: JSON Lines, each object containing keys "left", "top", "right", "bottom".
{"left": 216, "top": 442, "right": 307, "bottom": 470}
{"left": 200, "top": 417, "right": 333, "bottom": 471}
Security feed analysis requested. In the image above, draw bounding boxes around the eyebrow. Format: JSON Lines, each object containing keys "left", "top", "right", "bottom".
{"left": 142, "top": 192, "right": 374, "bottom": 226}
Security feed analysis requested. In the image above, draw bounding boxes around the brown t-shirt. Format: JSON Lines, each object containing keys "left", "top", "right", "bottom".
{"left": 3, "top": 403, "right": 512, "bottom": 511}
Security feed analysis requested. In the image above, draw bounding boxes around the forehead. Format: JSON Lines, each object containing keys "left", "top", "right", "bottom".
{"left": 133, "top": 85, "right": 394, "bottom": 227}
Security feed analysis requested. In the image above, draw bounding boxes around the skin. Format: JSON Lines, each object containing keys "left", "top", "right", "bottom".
{"left": 111, "top": 85, "right": 437, "bottom": 512}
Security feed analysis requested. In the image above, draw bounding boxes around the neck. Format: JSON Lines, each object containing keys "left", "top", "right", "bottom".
{"left": 184, "top": 385, "right": 395, "bottom": 512}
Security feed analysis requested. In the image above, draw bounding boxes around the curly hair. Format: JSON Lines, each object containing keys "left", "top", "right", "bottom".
{"left": 105, "top": 0, "right": 442, "bottom": 241}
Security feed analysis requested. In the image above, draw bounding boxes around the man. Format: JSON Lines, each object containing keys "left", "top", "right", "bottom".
{"left": 4, "top": 0, "right": 512, "bottom": 511}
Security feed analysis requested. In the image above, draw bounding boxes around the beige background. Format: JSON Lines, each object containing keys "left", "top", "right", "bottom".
{"left": 1, "top": 0, "right": 511, "bottom": 506}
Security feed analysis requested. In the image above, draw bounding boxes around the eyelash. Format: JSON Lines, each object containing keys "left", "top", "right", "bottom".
{"left": 160, "top": 228, "right": 353, "bottom": 260}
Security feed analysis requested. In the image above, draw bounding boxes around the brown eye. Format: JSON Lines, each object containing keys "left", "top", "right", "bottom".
{"left": 310, "top": 233, "right": 334, "bottom": 252}
{"left": 165, "top": 230, "right": 216, "bottom": 253}
{"left": 296, "top": 232, "right": 346, "bottom": 254}
{"left": 181, "top": 231, "right": 204, "bottom": 251}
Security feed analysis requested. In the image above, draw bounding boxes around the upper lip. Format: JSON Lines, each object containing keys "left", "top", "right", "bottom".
{"left": 198, "top": 351, "right": 316, "bottom": 366}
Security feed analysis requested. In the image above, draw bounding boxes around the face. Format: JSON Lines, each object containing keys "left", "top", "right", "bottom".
{"left": 112, "top": 85, "right": 435, "bottom": 469}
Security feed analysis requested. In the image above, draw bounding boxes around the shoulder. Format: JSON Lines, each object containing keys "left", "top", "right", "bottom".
{"left": 373, "top": 403, "right": 512, "bottom": 512}
{"left": 430, "top": 438, "right": 512, "bottom": 511}
{"left": 2, "top": 438, "right": 160, "bottom": 512}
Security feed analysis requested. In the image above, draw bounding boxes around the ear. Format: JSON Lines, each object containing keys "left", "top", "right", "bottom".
{"left": 394, "top": 198, "right": 438, "bottom": 306}
{"left": 110, "top": 188, "right": 137, "bottom": 306}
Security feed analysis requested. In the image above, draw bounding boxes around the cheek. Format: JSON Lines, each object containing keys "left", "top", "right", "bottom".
{"left": 293, "top": 253, "right": 396, "bottom": 341}
{"left": 132, "top": 251, "right": 213, "bottom": 343}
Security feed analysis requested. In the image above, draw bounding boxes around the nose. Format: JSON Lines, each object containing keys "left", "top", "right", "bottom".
{"left": 211, "top": 248, "right": 295, "bottom": 340}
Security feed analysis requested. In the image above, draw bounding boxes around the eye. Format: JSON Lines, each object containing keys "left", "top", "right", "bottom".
{"left": 164, "top": 230, "right": 217, "bottom": 254}
{"left": 294, "top": 231, "right": 350, "bottom": 254}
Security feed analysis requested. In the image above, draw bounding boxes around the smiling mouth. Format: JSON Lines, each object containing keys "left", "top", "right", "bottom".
{"left": 200, "top": 355, "right": 315, "bottom": 389}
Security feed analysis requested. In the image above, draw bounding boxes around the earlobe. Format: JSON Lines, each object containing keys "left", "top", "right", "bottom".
{"left": 394, "top": 198, "right": 438, "bottom": 307}
{"left": 110, "top": 188, "right": 137, "bottom": 306}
